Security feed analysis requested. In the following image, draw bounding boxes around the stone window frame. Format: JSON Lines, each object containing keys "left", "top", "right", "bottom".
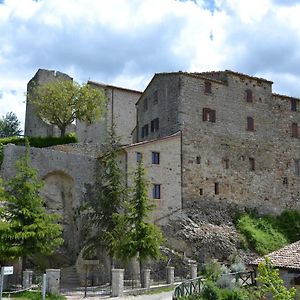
{"left": 152, "top": 151, "right": 160, "bottom": 165}
{"left": 152, "top": 184, "right": 161, "bottom": 199}
{"left": 196, "top": 156, "right": 201, "bottom": 164}
{"left": 214, "top": 182, "right": 219, "bottom": 195}
{"left": 203, "top": 108, "right": 216, "bottom": 123}
{"left": 295, "top": 159, "right": 300, "bottom": 176}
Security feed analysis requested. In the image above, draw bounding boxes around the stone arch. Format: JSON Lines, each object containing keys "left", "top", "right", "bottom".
{"left": 40, "top": 170, "right": 78, "bottom": 263}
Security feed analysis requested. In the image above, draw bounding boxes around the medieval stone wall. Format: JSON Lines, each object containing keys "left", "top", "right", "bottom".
{"left": 1, "top": 144, "right": 97, "bottom": 263}
{"left": 179, "top": 72, "right": 300, "bottom": 213}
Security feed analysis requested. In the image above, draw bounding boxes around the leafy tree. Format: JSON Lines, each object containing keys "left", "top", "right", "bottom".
{"left": 112, "top": 160, "right": 164, "bottom": 276}
{"left": 0, "top": 112, "right": 22, "bottom": 137}
{"left": 31, "top": 79, "right": 106, "bottom": 137}
{"left": 257, "top": 256, "right": 296, "bottom": 300}
{"left": 83, "top": 127, "right": 127, "bottom": 266}
{"left": 0, "top": 140, "right": 63, "bottom": 267}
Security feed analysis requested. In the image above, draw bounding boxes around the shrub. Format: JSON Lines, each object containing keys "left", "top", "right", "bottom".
{"left": 219, "top": 289, "right": 247, "bottom": 300}
{"left": 203, "top": 259, "right": 222, "bottom": 282}
{"left": 202, "top": 281, "right": 220, "bottom": 300}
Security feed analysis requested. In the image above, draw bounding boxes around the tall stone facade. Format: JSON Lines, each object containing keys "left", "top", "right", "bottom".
{"left": 136, "top": 70, "right": 300, "bottom": 214}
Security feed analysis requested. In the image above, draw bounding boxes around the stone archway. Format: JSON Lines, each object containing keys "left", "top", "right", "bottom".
{"left": 41, "top": 171, "right": 78, "bottom": 263}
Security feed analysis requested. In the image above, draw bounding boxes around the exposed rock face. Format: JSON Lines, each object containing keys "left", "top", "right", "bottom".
{"left": 162, "top": 199, "right": 244, "bottom": 263}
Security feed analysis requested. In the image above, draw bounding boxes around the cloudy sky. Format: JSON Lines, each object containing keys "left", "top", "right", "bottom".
{"left": 1, "top": 0, "right": 300, "bottom": 130}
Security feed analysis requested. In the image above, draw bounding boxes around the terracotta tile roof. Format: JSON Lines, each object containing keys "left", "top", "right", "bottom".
{"left": 250, "top": 241, "right": 300, "bottom": 270}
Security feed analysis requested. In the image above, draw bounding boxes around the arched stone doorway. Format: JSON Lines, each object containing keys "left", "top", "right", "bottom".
{"left": 41, "top": 171, "right": 78, "bottom": 263}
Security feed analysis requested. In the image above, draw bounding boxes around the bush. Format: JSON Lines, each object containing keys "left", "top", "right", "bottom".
{"left": 236, "top": 214, "right": 288, "bottom": 255}
{"left": 219, "top": 289, "right": 247, "bottom": 300}
{"left": 202, "top": 281, "right": 220, "bottom": 300}
{"left": 203, "top": 259, "right": 222, "bottom": 282}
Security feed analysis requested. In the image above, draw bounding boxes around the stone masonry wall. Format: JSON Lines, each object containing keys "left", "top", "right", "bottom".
{"left": 179, "top": 72, "right": 300, "bottom": 214}
{"left": 136, "top": 74, "right": 182, "bottom": 142}
{"left": 124, "top": 133, "right": 182, "bottom": 225}
{"left": 1, "top": 144, "right": 97, "bottom": 262}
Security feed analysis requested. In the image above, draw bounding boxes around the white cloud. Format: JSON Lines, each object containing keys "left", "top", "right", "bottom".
{"left": 1, "top": 0, "right": 300, "bottom": 128}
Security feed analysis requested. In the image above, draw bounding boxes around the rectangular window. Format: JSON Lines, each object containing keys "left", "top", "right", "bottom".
{"left": 136, "top": 152, "right": 143, "bottom": 163}
{"left": 292, "top": 123, "right": 299, "bottom": 138}
{"left": 247, "top": 117, "right": 254, "bottom": 131}
{"left": 153, "top": 91, "right": 158, "bottom": 104}
{"left": 204, "top": 81, "right": 212, "bottom": 93}
{"left": 199, "top": 188, "right": 203, "bottom": 195}
{"left": 143, "top": 97, "right": 148, "bottom": 111}
{"left": 246, "top": 89, "right": 253, "bottom": 103}
{"left": 196, "top": 156, "right": 201, "bottom": 164}
{"left": 214, "top": 182, "right": 219, "bottom": 195}
{"left": 203, "top": 108, "right": 216, "bottom": 123}
{"left": 141, "top": 124, "right": 149, "bottom": 138}
{"left": 151, "top": 118, "right": 159, "bottom": 132}
{"left": 152, "top": 184, "right": 161, "bottom": 199}
{"left": 283, "top": 177, "right": 288, "bottom": 186}
{"left": 249, "top": 157, "right": 255, "bottom": 171}
{"left": 223, "top": 158, "right": 229, "bottom": 169}
{"left": 291, "top": 98, "right": 297, "bottom": 112}
{"left": 295, "top": 159, "right": 300, "bottom": 176}
{"left": 152, "top": 152, "right": 160, "bottom": 164}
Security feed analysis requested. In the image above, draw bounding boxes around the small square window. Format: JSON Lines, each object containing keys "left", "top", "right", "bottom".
{"left": 204, "top": 81, "right": 212, "bottom": 94}
{"left": 152, "top": 152, "right": 160, "bottom": 164}
{"left": 203, "top": 108, "right": 216, "bottom": 123}
{"left": 152, "top": 184, "right": 161, "bottom": 199}
{"left": 136, "top": 152, "right": 143, "bottom": 163}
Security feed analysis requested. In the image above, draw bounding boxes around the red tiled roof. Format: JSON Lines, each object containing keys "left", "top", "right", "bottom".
{"left": 251, "top": 241, "right": 300, "bottom": 270}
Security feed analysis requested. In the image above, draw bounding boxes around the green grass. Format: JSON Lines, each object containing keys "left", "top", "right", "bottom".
{"left": 236, "top": 210, "right": 300, "bottom": 255}
{"left": 144, "top": 285, "right": 174, "bottom": 295}
{"left": 8, "top": 291, "right": 65, "bottom": 300}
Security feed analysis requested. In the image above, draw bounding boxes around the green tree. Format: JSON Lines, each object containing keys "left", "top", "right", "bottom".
{"left": 31, "top": 79, "right": 106, "bottom": 137}
{"left": 0, "top": 112, "right": 22, "bottom": 137}
{"left": 83, "top": 127, "right": 126, "bottom": 266}
{"left": 257, "top": 256, "right": 296, "bottom": 300}
{"left": 112, "top": 160, "right": 164, "bottom": 276}
{"left": 0, "top": 141, "right": 63, "bottom": 266}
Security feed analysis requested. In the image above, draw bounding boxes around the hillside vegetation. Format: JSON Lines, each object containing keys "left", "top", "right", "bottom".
{"left": 236, "top": 210, "right": 300, "bottom": 255}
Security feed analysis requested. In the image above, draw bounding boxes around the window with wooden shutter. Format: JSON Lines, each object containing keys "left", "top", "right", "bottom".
{"left": 292, "top": 123, "right": 299, "bottom": 138}
{"left": 247, "top": 117, "right": 254, "bottom": 131}
{"left": 246, "top": 89, "right": 253, "bottom": 103}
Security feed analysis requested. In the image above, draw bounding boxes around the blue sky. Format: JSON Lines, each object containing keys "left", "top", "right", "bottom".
{"left": 1, "top": 0, "right": 300, "bottom": 128}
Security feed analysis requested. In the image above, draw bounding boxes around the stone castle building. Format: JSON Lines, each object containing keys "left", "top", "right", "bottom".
{"left": 2, "top": 68, "right": 300, "bottom": 265}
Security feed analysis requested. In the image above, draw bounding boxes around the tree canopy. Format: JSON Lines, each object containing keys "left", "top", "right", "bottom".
{"left": 0, "top": 112, "right": 22, "bottom": 138}
{"left": 0, "top": 141, "right": 63, "bottom": 264}
{"left": 31, "top": 79, "right": 107, "bottom": 136}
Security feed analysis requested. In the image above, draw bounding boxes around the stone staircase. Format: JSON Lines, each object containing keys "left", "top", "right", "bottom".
{"left": 61, "top": 266, "right": 81, "bottom": 288}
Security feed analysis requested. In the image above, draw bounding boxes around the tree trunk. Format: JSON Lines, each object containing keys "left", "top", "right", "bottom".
{"left": 139, "top": 259, "right": 143, "bottom": 287}
{"left": 60, "top": 126, "right": 66, "bottom": 137}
